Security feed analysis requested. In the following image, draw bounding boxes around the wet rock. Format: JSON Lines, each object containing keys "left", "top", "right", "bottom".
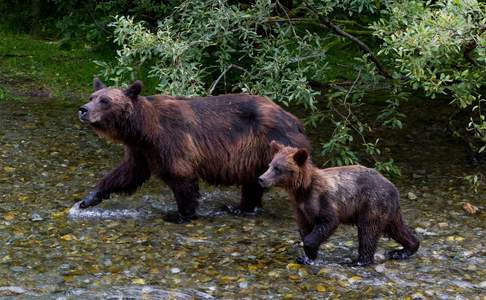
{"left": 0, "top": 286, "right": 27, "bottom": 296}
{"left": 170, "top": 267, "right": 181, "bottom": 274}
{"left": 407, "top": 192, "right": 418, "bottom": 200}
{"left": 462, "top": 203, "right": 479, "bottom": 215}
{"left": 315, "top": 284, "right": 327, "bottom": 292}
{"left": 478, "top": 281, "right": 486, "bottom": 288}
{"left": 31, "top": 212, "right": 43, "bottom": 222}
{"left": 466, "top": 264, "right": 477, "bottom": 271}
{"left": 415, "top": 227, "right": 437, "bottom": 236}
{"left": 451, "top": 280, "right": 474, "bottom": 288}
{"left": 238, "top": 281, "right": 249, "bottom": 289}
{"left": 446, "top": 235, "right": 464, "bottom": 242}
{"left": 437, "top": 222, "right": 448, "bottom": 229}
{"left": 374, "top": 265, "right": 385, "bottom": 273}
{"left": 374, "top": 252, "right": 385, "bottom": 261}
{"left": 10, "top": 266, "right": 25, "bottom": 273}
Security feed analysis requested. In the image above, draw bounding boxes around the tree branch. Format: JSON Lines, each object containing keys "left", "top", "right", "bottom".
{"left": 317, "top": 16, "right": 392, "bottom": 79}
{"left": 265, "top": 16, "right": 392, "bottom": 78}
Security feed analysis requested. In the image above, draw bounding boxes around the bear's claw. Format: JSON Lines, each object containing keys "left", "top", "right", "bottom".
{"left": 163, "top": 211, "right": 198, "bottom": 224}
{"left": 386, "top": 249, "right": 413, "bottom": 260}
{"left": 347, "top": 258, "right": 374, "bottom": 267}
{"left": 223, "top": 204, "right": 263, "bottom": 216}
{"left": 79, "top": 193, "right": 102, "bottom": 209}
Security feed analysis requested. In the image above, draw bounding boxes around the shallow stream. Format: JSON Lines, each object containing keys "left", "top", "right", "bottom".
{"left": 0, "top": 98, "right": 484, "bottom": 299}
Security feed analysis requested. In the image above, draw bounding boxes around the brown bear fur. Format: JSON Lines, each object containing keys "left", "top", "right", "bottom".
{"left": 78, "top": 79, "right": 311, "bottom": 223}
{"left": 259, "top": 141, "right": 419, "bottom": 266}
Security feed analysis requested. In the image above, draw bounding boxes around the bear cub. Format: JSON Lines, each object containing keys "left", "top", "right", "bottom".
{"left": 259, "top": 141, "right": 419, "bottom": 266}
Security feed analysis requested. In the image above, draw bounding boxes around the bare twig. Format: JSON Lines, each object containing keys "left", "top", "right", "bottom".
{"left": 463, "top": 25, "right": 486, "bottom": 67}
{"left": 208, "top": 64, "right": 251, "bottom": 95}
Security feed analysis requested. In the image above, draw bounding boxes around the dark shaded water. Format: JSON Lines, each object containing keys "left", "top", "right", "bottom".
{"left": 0, "top": 98, "right": 485, "bottom": 299}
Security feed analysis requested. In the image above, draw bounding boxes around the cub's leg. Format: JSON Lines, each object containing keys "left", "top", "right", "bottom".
{"left": 164, "top": 177, "right": 200, "bottom": 224}
{"left": 294, "top": 209, "right": 316, "bottom": 265}
{"left": 301, "top": 214, "right": 339, "bottom": 263}
{"left": 227, "top": 180, "right": 264, "bottom": 216}
{"left": 385, "top": 213, "right": 420, "bottom": 260}
{"left": 355, "top": 217, "right": 384, "bottom": 266}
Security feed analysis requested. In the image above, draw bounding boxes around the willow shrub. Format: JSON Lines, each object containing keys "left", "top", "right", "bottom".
{"left": 372, "top": 0, "right": 486, "bottom": 153}
{"left": 96, "top": 0, "right": 485, "bottom": 178}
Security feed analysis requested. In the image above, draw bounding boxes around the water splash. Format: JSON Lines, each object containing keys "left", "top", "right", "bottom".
{"left": 67, "top": 190, "right": 239, "bottom": 221}
{"left": 60, "top": 286, "right": 215, "bottom": 300}
{"left": 68, "top": 201, "right": 152, "bottom": 220}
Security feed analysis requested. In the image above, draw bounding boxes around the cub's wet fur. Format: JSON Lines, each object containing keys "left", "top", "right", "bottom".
{"left": 259, "top": 141, "right": 419, "bottom": 266}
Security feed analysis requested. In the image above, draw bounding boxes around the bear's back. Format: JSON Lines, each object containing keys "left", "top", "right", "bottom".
{"left": 316, "top": 165, "right": 400, "bottom": 223}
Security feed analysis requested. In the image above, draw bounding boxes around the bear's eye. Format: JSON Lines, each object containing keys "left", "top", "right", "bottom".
{"left": 273, "top": 167, "right": 282, "bottom": 175}
{"left": 99, "top": 97, "right": 111, "bottom": 107}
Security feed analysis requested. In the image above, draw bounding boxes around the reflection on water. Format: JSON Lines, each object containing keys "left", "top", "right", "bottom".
{"left": 0, "top": 98, "right": 485, "bottom": 299}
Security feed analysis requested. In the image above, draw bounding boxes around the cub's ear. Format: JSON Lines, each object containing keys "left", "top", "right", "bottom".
{"left": 93, "top": 77, "right": 106, "bottom": 91}
{"left": 293, "top": 149, "right": 308, "bottom": 166}
{"left": 124, "top": 80, "right": 143, "bottom": 100}
{"left": 270, "top": 140, "right": 283, "bottom": 154}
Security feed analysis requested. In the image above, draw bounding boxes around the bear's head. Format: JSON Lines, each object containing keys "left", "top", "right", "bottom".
{"left": 79, "top": 78, "right": 143, "bottom": 140}
{"left": 258, "top": 140, "right": 309, "bottom": 189}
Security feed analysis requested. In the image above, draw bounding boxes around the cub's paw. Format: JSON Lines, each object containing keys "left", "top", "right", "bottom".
{"left": 348, "top": 258, "right": 374, "bottom": 267}
{"left": 303, "top": 245, "right": 319, "bottom": 260}
{"left": 386, "top": 249, "right": 412, "bottom": 260}
{"left": 79, "top": 192, "right": 102, "bottom": 209}
{"left": 296, "top": 256, "right": 314, "bottom": 265}
{"left": 223, "top": 204, "right": 263, "bottom": 217}
{"left": 163, "top": 211, "right": 197, "bottom": 224}
{"left": 303, "top": 235, "right": 320, "bottom": 250}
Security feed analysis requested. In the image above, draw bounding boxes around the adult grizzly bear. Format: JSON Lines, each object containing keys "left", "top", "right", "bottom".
{"left": 258, "top": 142, "right": 419, "bottom": 266}
{"left": 78, "top": 79, "right": 311, "bottom": 223}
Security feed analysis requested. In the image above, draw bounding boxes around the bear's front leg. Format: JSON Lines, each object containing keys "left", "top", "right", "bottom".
{"left": 79, "top": 149, "right": 150, "bottom": 209}
{"left": 295, "top": 209, "right": 316, "bottom": 264}
{"left": 226, "top": 180, "right": 264, "bottom": 216}
{"left": 299, "top": 217, "right": 339, "bottom": 264}
{"left": 79, "top": 189, "right": 109, "bottom": 208}
{"left": 164, "top": 177, "right": 200, "bottom": 224}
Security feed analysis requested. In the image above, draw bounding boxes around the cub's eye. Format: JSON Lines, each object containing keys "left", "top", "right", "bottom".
{"left": 273, "top": 167, "right": 282, "bottom": 175}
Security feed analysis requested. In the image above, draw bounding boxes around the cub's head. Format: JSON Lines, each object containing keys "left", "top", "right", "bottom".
{"left": 258, "top": 141, "right": 309, "bottom": 188}
{"left": 78, "top": 78, "right": 143, "bottom": 131}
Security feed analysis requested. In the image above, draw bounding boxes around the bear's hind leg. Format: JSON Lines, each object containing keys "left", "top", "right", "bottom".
{"left": 164, "top": 178, "right": 200, "bottom": 224}
{"left": 355, "top": 220, "right": 383, "bottom": 266}
{"left": 227, "top": 180, "right": 264, "bottom": 216}
{"left": 385, "top": 214, "right": 419, "bottom": 260}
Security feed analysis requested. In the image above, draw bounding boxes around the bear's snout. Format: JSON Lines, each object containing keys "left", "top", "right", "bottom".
{"left": 78, "top": 105, "right": 89, "bottom": 122}
{"left": 258, "top": 176, "right": 269, "bottom": 188}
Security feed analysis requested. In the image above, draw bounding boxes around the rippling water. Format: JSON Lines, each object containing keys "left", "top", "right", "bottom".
{"left": 0, "top": 98, "right": 484, "bottom": 299}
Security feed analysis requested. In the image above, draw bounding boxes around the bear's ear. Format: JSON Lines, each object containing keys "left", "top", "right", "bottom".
{"left": 93, "top": 77, "right": 106, "bottom": 91}
{"left": 270, "top": 140, "right": 283, "bottom": 154}
{"left": 124, "top": 80, "right": 143, "bottom": 100}
{"left": 293, "top": 149, "right": 308, "bottom": 167}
